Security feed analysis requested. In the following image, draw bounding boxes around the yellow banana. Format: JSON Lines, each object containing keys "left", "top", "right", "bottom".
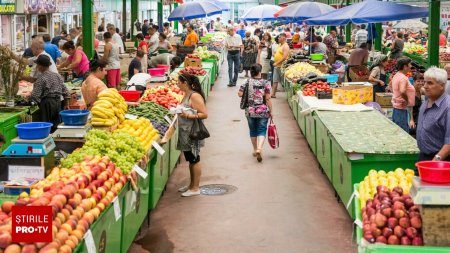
{"left": 92, "top": 108, "right": 115, "bottom": 118}
{"left": 99, "top": 96, "right": 118, "bottom": 105}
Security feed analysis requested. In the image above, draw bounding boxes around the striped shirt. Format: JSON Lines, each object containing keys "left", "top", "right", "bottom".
{"left": 417, "top": 93, "right": 450, "bottom": 154}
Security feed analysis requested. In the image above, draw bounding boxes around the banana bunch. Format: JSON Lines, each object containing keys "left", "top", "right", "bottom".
{"left": 117, "top": 117, "right": 160, "bottom": 151}
{"left": 91, "top": 88, "right": 128, "bottom": 127}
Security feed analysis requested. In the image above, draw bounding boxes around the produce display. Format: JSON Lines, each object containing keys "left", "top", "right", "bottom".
{"left": 194, "top": 46, "right": 220, "bottom": 61}
{"left": 0, "top": 156, "right": 127, "bottom": 252}
{"left": 185, "top": 54, "right": 200, "bottom": 60}
{"left": 61, "top": 129, "right": 145, "bottom": 174}
{"left": 439, "top": 52, "right": 450, "bottom": 62}
{"left": 164, "top": 76, "right": 179, "bottom": 87}
{"left": 301, "top": 81, "right": 332, "bottom": 96}
{"left": 284, "top": 62, "right": 323, "bottom": 82}
{"left": 361, "top": 185, "right": 423, "bottom": 246}
{"left": 117, "top": 117, "right": 160, "bottom": 151}
{"left": 90, "top": 88, "right": 128, "bottom": 127}
{"left": 282, "top": 52, "right": 309, "bottom": 69}
{"left": 359, "top": 169, "right": 415, "bottom": 210}
{"left": 403, "top": 42, "right": 426, "bottom": 55}
{"left": 179, "top": 66, "right": 207, "bottom": 76}
{"left": 384, "top": 60, "right": 397, "bottom": 73}
{"left": 140, "top": 86, "right": 183, "bottom": 109}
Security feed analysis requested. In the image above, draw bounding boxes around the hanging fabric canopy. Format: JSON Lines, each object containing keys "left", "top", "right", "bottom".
{"left": 305, "top": 0, "right": 428, "bottom": 25}
{"left": 168, "top": 2, "right": 223, "bottom": 21}
{"left": 393, "top": 19, "right": 428, "bottom": 30}
{"left": 202, "top": 0, "right": 229, "bottom": 12}
{"left": 240, "top": 5, "right": 282, "bottom": 21}
{"left": 275, "top": 2, "right": 335, "bottom": 23}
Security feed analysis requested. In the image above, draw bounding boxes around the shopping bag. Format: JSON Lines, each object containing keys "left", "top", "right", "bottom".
{"left": 240, "top": 80, "right": 249, "bottom": 109}
{"left": 189, "top": 118, "right": 210, "bottom": 141}
{"left": 267, "top": 117, "right": 279, "bottom": 149}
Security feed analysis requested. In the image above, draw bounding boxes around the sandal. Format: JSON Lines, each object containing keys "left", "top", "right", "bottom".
{"left": 271, "top": 95, "right": 277, "bottom": 98}
{"left": 256, "top": 150, "right": 262, "bottom": 162}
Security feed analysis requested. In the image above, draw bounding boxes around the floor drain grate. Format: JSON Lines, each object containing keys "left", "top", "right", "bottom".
{"left": 200, "top": 184, "right": 237, "bottom": 196}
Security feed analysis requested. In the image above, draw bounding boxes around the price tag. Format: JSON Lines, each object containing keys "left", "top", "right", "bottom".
{"left": 164, "top": 115, "right": 172, "bottom": 125}
{"left": 152, "top": 142, "right": 165, "bottom": 156}
{"left": 132, "top": 164, "right": 148, "bottom": 179}
{"left": 84, "top": 229, "right": 96, "bottom": 253}
{"left": 346, "top": 191, "right": 357, "bottom": 210}
{"left": 75, "top": 133, "right": 84, "bottom": 138}
{"left": 354, "top": 218, "right": 363, "bottom": 229}
{"left": 125, "top": 113, "right": 138, "bottom": 120}
{"left": 113, "top": 197, "right": 121, "bottom": 221}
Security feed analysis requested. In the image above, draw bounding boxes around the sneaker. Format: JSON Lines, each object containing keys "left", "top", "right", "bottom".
{"left": 227, "top": 83, "right": 236, "bottom": 87}
{"left": 178, "top": 185, "right": 189, "bottom": 192}
{"left": 181, "top": 189, "right": 201, "bottom": 197}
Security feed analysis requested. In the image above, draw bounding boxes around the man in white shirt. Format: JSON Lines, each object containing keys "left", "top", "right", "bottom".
{"left": 355, "top": 24, "right": 368, "bottom": 48}
{"left": 23, "top": 38, "right": 58, "bottom": 83}
{"left": 107, "top": 24, "right": 124, "bottom": 53}
{"left": 148, "top": 25, "right": 160, "bottom": 56}
{"left": 225, "top": 27, "right": 243, "bottom": 87}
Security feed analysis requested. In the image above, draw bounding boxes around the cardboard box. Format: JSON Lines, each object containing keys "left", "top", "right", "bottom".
{"left": 332, "top": 85, "right": 373, "bottom": 105}
{"left": 184, "top": 58, "right": 202, "bottom": 68}
{"left": 375, "top": 93, "right": 393, "bottom": 107}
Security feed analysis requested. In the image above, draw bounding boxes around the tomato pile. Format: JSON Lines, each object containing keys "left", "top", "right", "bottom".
{"left": 140, "top": 87, "right": 183, "bottom": 109}
{"left": 186, "top": 54, "right": 201, "bottom": 59}
{"left": 356, "top": 70, "right": 369, "bottom": 77}
{"left": 302, "top": 81, "right": 332, "bottom": 96}
{"left": 180, "top": 67, "right": 207, "bottom": 76}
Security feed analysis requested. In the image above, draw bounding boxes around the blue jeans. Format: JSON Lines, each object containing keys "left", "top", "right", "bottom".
{"left": 247, "top": 117, "right": 269, "bottom": 137}
{"left": 227, "top": 52, "right": 240, "bottom": 85}
{"left": 392, "top": 108, "right": 408, "bottom": 132}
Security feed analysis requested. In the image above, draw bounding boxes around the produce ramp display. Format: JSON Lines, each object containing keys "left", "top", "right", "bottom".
{"left": 315, "top": 111, "right": 419, "bottom": 218}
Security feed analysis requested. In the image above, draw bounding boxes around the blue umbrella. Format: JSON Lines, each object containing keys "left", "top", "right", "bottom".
{"left": 241, "top": 5, "right": 282, "bottom": 21}
{"left": 276, "top": 2, "right": 335, "bottom": 23}
{"left": 168, "top": 2, "right": 223, "bottom": 21}
{"left": 203, "top": 0, "right": 229, "bottom": 11}
{"left": 305, "top": 0, "right": 428, "bottom": 25}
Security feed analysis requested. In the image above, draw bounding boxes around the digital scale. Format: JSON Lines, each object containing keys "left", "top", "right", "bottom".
{"left": 0, "top": 136, "right": 55, "bottom": 181}
{"left": 149, "top": 75, "right": 169, "bottom": 83}
{"left": 52, "top": 123, "right": 92, "bottom": 138}
{"left": 410, "top": 176, "right": 450, "bottom": 205}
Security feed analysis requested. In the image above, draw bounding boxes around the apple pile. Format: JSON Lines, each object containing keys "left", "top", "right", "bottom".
{"left": 0, "top": 156, "right": 128, "bottom": 252}
{"left": 179, "top": 67, "right": 206, "bottom": 76}
{"left": 186, "top": 54, "right": 201, "bottom": 60}
{"left": 362, "top": 185, "right": 423, "bottom": 246}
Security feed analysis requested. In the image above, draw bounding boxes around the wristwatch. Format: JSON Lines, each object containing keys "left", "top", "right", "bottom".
{"left": 434, "top": 155, "right": 442, "bottom": 161}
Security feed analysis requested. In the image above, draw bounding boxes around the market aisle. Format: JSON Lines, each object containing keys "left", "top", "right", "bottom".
{"left": 133, "top": 63, "right": 356, "bottom": 253}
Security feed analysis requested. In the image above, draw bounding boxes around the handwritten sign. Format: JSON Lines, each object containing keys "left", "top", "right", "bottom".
{"left": 8, "top": 165, "right": 44, "bottom": 181}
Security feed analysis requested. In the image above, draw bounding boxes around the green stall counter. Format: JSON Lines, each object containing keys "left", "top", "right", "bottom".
{"left": 0, "top": 107, "right": 29, "bottom": 152}
{"left": 202, "top": 59, "right": 218, "bottom": 83}
{"left": 297, "top": 105, "right": 306, "bottom": 135}
{"left": 315, "top": 111, "right": 419, "bottom": 218}
{"left": 148, "top": 144, "right": 170, "bottom": 210}
{"left": 305, "top": 113, "right": 317, "bottom": 155}
{"left": 315, "top": 116, "right": 332, "bottom": 181}
{"left": 169, "top": 127, "right": 181, "bottom": 175}
{"left": 74, "top": 183, "right": 127, "bottom": 253}
{"left": 171, "top": 69, "right": 210, "bottom": 100}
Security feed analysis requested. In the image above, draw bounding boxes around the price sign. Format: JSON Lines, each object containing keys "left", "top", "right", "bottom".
{"left": 152, "top": 142, "right": 165, "bottom": 156}
{"left": 113, "top": 197, "right": 121, "bottom": 221}
{"left": 125, "top": 114, "right": 138, "bottom": 120}
{"left": 84, "top": 229, "right": 96, "bottom": 253}
{"left": 132, "top": 164, "right": 148, "bottom": 179}
{"left": 164, "top": 115, "right": 172, "bottom": 125}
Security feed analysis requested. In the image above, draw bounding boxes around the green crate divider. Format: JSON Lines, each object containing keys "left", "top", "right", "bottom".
{"left": 0, "top": 194, "right": 18, "bottom": 205}
{"left": 353, "top": 184, "right": 450, "bottom": 253}
{"left": 331, "top": 137, "right": 418, "bottom": 218}
{"left": 74, "top": 183, "right": 127, "bottom": 253}
{"left": 292, "top": 98, "right": 299, "bottom": 121}
{"left": 315, "top": 117, "right": 332, "bottom": 181}
{"left": 297, "top": 105, "right": 306, "bottom": 134}
{"left": 169, "top": 127, "right": 181, "bottom": 175}
{"left": 0, "top": 109, "right": 27, "bottom": 152}
{"left": 202, "top": 60, "right": 217, "bottom": 84}
{"left": 305, "top": 114, "right": 317, "bottom": 155}
{"left": 149, "top": 144, "right": 170, "bottom": 209}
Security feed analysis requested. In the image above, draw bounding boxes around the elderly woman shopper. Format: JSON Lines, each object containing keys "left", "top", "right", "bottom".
{"left": 176, "top": 74, "right": 208, "bottom": 197}
{"left": 257, "top": 32, "right": 272, "bottom": 80}
{"left": 30, "top": 55, "right": 69, "bottom": 132}
{"left": 417, "top": 67, "right": 450, "bottom": 162}
{"left": 368, "top": 54, "right": 389, "bottom": 100}
{"left": 238, "top": 64, "right": 273, "bottom": 162}
{"left": 390, "top": 57, "right": 415, "bottom": 132}
{"left": 242, "top": 31, "right": 259, "bottom": 78}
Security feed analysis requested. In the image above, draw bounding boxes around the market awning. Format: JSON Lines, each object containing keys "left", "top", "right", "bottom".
{"left": 275, "top": 1, "right": 335, "bottom": 23}
{"left": 168, "top": 2, "right": 223, "bottom": 21}
{"left": 305, "top": 0, "right": 428, "bottom": 26}
{"left": 240, "top": 5, "right": 282, "bottom": 21}
{"left": 393, "top": 19, "right": 428, "bottom": 30}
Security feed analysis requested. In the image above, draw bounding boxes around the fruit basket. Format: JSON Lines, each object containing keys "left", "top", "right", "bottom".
{"left": 416, "top": 161, "right": 450, "bottom": 184}
{"left": 349, "top": 65, "right": 369, "bottom": 82}
{"left": 15, "top": 122, "right": 53, "bottom": 139}
{"left": 59, "top": 109, "right": 90, "bottom": 126}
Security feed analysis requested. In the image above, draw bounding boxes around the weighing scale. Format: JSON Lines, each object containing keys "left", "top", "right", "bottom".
{"left": 149, "top": 75, "right": 169, "bottom": 83}
{"left": 410, "top": 176, "right": 450, "bottom": 205}
{"left": 52, "top": 123, "right": 92, "bottom": 138}
{"left": 0, "top": 136, "right": 55, "bottom": 181}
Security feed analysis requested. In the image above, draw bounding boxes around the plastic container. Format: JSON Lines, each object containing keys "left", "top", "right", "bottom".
{"left": 324, "top": 74, "right": 339, "bottom": 83}
{"left": 310, "top": 53, "right": 324, "bottom": 61}
{"left": 60, "top": 110, "right": 90, "bottom": 126}
{"left": 148, "top": 68, "right": 165, "bottom": 77}
{"left": 157, "top": 64, "right": 170, "bottom": 72}
{"left": 119, "top": 90, "right": 142, "bottom": 102}
{"left": 416, "top": 161, "right": 450, "bottom": 183}
{"left": 292, "top": 44, "right": 302, "bottom": 49}
{"left": 200, "top": 37, "right": 210, "bottom": 42}
{"left": 15, "top": 122, "right": 53, "bottom": 140}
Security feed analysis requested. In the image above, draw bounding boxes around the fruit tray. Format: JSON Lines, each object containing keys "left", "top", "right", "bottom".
{"left": 354, "top": 184, "right": 450, "bottom": 253}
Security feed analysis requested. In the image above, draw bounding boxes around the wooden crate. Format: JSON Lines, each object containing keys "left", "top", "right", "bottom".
{"left": 421, "top": 205, "right": 450, "bottom": 247}
{"left": 184, "top": 58, "right": 202, "bottom": 68}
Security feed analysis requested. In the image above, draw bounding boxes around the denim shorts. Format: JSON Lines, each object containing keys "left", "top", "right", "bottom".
{"left": 392, "top": 108, "right": 408, "bottom": 132}
{"left": 247, "top": 117, "right": 269, "bottom": 137}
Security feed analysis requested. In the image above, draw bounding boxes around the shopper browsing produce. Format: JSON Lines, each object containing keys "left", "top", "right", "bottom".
{"left": 272, "top": 33, "right": 289, "bottom": 98}
{"left": 58, "top": 41, "right": 90, "bottom": 78}
{"left": 102, "top": 32, "right": 121, "bottom": 88}
{"left": 158, "top": 33, "right": 174, "bottom": 52}
{"left": 30, "top": 55, "right": 69, "bottom": 132}
{"left": 81, "top": 59, "right": 108, "bottom": 109}
{"left": 391, "top": 57, "right": 415, "bottom": 132}
{"left": 390, "top": 32, "right": 405, "bottom": 59}
{"left": 443, "top": 64, "right": 450, "bottom": 96}
{"left": 128, "top": 50, "right": 144, "bottom": 80}
{"left": 238, "top": 64, "right": 272, "bottom": 162}
{"left": 22, "top": 38, "right": 58, "bottom": 83}
{"left": 176, "top": 74, "right": 208, "bottom": 197}
{"left": 369, "top": 55, "right": 388, "bottom": 101}
{"left": 417, "top": 67, "right": 450, "bottom": 162}
{"left": 410, "top": 73, "right": 425, "bottom": 134}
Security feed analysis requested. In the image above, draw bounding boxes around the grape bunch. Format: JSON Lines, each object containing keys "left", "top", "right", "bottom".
{"left": 151, "top": 120, "right": 169, "bottom": 136}
{"left": 61, "top": 129, "right": 145, "bottom": 174}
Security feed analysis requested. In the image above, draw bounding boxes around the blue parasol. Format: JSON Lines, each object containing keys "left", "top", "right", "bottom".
{"left": 276, "top": 2, "right": 335, "bottom": 23}
{"left": 203, "top": 0, "right": 229, "bottom": 11}
{"left": 168, "top": 2, "right": 223, "bottom": 21}
{"left": 240, "top": 5, "right": 282, "bottom": 21}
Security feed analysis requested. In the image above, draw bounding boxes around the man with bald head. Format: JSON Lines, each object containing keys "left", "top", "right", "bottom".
{"left": 22, "top": 37, "right": 58, "bottom": 83}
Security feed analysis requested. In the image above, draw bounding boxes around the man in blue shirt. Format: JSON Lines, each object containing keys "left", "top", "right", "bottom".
{"left": 236, "top": 23, "right": 246, "bottom": 39}
{"left": 417, "top": 67, "right": 450, "bottom": 162}
{"left": 43, "top": 34, "right": 61, "bottom": 64}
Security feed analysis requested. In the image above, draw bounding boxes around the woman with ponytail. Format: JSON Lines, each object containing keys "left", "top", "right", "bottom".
{"left": 238, "top": 63, "right": 273, "bottom": 162}
{"left": 176, "top": 74, "right": 208, "bottom": 197}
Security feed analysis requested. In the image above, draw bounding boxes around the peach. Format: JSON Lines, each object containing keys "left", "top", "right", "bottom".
{"left": 60, "top": 223, "right": 72, "bottom": 234}
{"left": 90, "top": 208, "right": 101, "bottom": 219}
{"left": 79, "top": 189, "right": 91, "bottom": 199}
{"left": 70, "top": 229, "right": 84, "bottom": 241}
{"left": 35, "top": 242, "right": 47, "bottom": 249}
{"left": 52, "top": 194, "right": 67, "bottom": 206}
{"left": 96, "top": 203, "right": 106, "bottom": 212}
{"left": 61, "top": 209, "right": 71, "bottom": 220}
{"left": 4, "top": 244, "right": 21, "bottom": 253}
{"left": 75, "top": 224, "right": 86, "bottom": 234}
{"left": 55, "top": 230, "right": 69, "bottom": 243}
{"left": 38, "top": 242, "right": 58, "bottom": 253}
{"left": 67, "top": 235, "right": 79, "bottom": 246}
{"left": 58, "top": 244, "right": 72, "bottom": 253}
{"left": 82, "top": 212, "right": 95, "bottom": 225}
{"left": 56, "top": 213, "right": 66, "bottom": 224}
{"left": 0, "top": 232, "right": 12, "bottom": 248}
{"left": 1, "top": 202, "right": 14, "bottom": 214}
{"left": 0, "top": 224, "right": 11, "bottom": 233}
{"left": 80, "top": 199, "right": 92, "bottom": 212}
{"left": 77, "top": 219, "right": 89, "bottom": 232}
{"left": 64, "top": 239, "right": 76, "bottom": 250}
{"left": 72, "top": 210, "right": 82, "bottom": 220}
{"left": 21, "top": 244, "right": 37, "bottom": 253}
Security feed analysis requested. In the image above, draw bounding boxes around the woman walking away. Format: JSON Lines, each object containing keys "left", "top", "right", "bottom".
{"left": 238, "top": 64, "right": 273, "bottom": 162}
{"left": 242, "top": 31, "right": 259, "bottom": 78}
{"left": 176, "top": 74, "right": 208, "bottom": 197}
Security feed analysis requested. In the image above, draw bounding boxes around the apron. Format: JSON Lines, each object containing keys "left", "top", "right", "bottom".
{"left": 40, "top": 96, "right": 62, "bottom": 132}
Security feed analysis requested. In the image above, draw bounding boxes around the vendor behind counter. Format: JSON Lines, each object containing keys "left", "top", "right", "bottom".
{"left": 347, "top": 43, "right": 369, "bottom": 82}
